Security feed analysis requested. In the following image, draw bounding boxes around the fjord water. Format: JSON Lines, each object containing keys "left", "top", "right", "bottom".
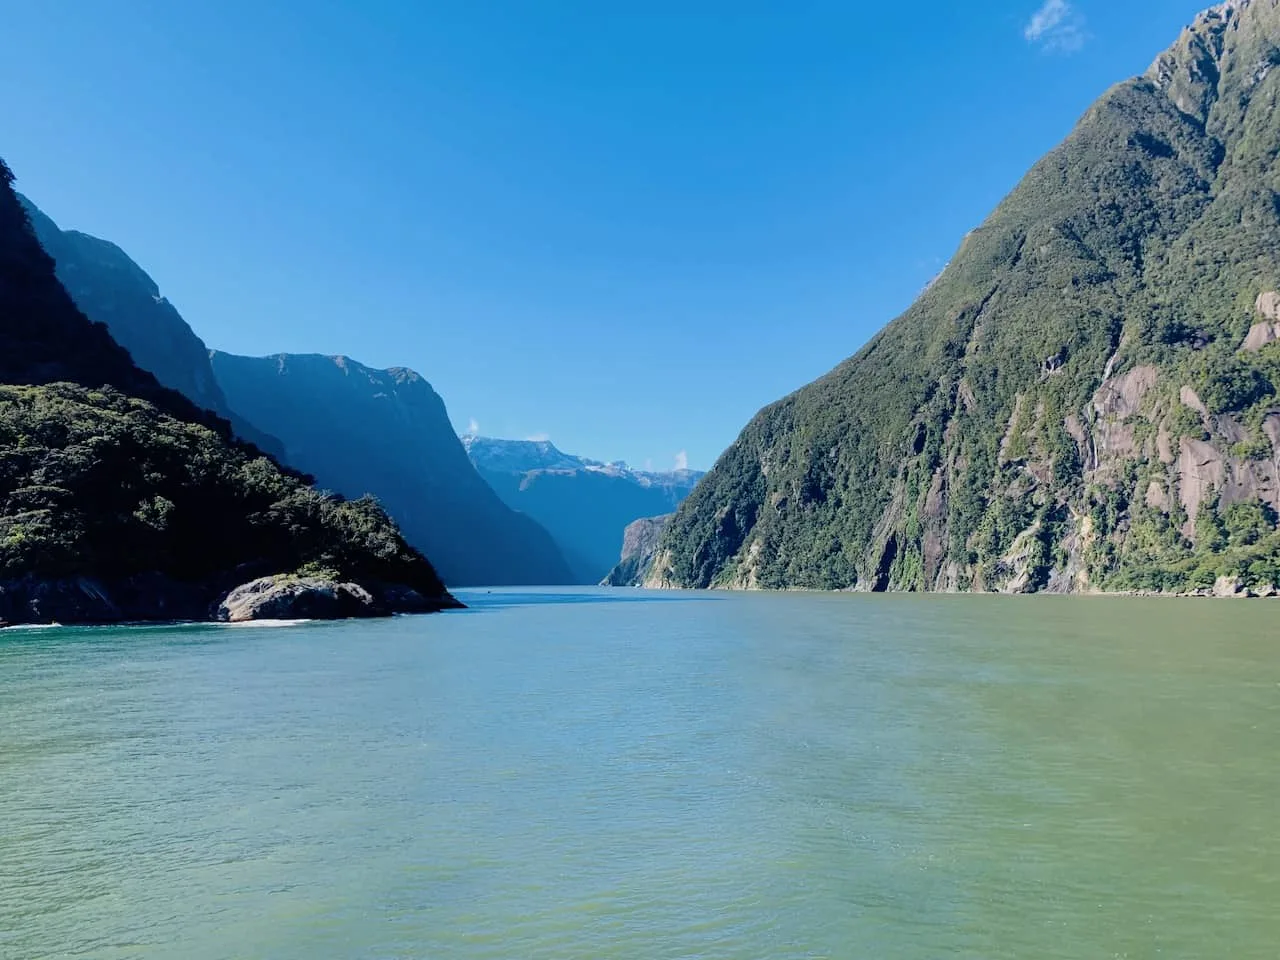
{"left": 1, "top": 592, "right": 1276, "bottom": 959}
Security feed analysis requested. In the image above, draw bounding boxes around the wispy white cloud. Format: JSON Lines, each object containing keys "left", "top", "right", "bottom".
{"left": 526, "top": 432, "right": 551, "bottom": 442}
{"left": 674, "top": 450, "right": 689, "bottom": 471}
{"left": 1024, "top": 0, "right": 1087, "bottom": 53}
{"left": 466, "top": 418, "right": 480, "bottom": 436}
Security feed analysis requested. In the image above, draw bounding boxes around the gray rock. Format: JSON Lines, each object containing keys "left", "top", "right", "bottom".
{"left": 1092, "top": 365, "right": 1158, "bottom": 419}
{"left": 602, "top": 514, "right": 673, "bottom": 587}
{"left": 1213, "top": 575, "right": 1247, "bottom": 599}
{"left": 1242, "top": 321, "right": 1280, "bottom": 352}
{"left": 1256, "top": 291, "right": 1280, "bottom": 323}
{"left": 217, "top": 576, "right": 386, "bottom": 623}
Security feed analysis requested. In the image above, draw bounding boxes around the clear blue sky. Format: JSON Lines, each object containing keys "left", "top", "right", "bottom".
{"left": 1, "top": 0, "right": 1208, "bottom": 470}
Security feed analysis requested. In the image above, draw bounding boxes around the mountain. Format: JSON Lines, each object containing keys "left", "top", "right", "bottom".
{"left": 651, "top": 1, "right": 1280, "bottom": 597}
{"left": 209, "top": 353, "right": 575, "bottom": 587}
{"left": 0, "top": 157, "right": 457, "bottom": 623}
{"left": 602, "top": 515, "right": 672, "bottom": 587}
{"left": 17, "top": 194, "right": 284, "bottom": 459}
{"left": 462, "top": 436, "right": 703, "bottom": 582}
{"left": 463, "top": 437, "right": 593, "bottom": 475}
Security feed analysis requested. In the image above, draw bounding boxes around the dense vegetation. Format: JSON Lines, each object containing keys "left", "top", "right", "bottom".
{"left": 655, "top": 1, "right": 1280, "bottom": 595}
{"left": 0, "top": 157, "right": 451, "bottom": 617}
{"left": 0, "top": 383, "right": 446, "bottom": 593}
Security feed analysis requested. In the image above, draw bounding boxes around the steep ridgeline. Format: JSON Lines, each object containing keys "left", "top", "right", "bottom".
{"left": 463, "top": 436, "right": 703, "bottom": 583}
{"left": 653, "top": 1, "right": 1280, "bottom": 597}
{"left": 0, "top": 157, "right": 458, "bottom": 623}
{"left": 18, "top": 195, "right": 284, "bottom": 458}
{"left": 602, "top": 515, "right": 673, "bottom": 587}
{"left": 210, "top": 353, "right": 575, "bottom": 587}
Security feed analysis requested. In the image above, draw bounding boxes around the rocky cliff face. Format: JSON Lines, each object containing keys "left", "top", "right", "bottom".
{"left": 653, "top": 0, "right": 1280, "bottom": 595}
{"left": 18, "top": 195, "right": 283, "bottom": 457}
{"left": 463, "top": 437, "right": 703, "bottom": 583}
{"left": 210, "top": 353, "right": 575, "bottom": 587}
{"left": 602, "top": 515, "right": 672, "bottom": 587}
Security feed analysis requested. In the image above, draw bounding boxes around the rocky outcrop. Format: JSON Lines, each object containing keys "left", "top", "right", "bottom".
{"left": 602, "top": 515, "right": 673, "bottom": 587}
{"left": 1243, "top": 291, "right": 1280, "bottom": 350}
{"left": 1093, "top": 365, "right": 1158, "bottom": 419}
{"left": 1179, "top": 438, "right": 1227, "bottom": 531}
{"left": 217, "top": 576, "right": 382, "bottom": 622}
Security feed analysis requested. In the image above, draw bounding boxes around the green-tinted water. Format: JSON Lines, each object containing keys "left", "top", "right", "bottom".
{"left": 1, "top": 590, "right": 1276, "bottom": 959}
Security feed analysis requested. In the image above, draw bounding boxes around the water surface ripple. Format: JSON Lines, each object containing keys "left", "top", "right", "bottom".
{"left": 1, "top": 590, "right": 1277, "bottom": 958}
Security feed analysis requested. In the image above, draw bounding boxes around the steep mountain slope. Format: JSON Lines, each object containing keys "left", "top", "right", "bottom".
{"left": 602, "top": 515, "right": 672, "bottom": 587}
{"left": 654, "top": 0, "right": 1280, "bottom": 596}
{"left": 210, "top": 353, "right": 575, "bottom": 586}
{"left": 18, "top": 195, "right": 284, "bottom": 458}
{"left": 0, "top": 157, "right": 456, "bottom": 623}
{"left": 462, "top": 436, "right": 703, "bottom": 582}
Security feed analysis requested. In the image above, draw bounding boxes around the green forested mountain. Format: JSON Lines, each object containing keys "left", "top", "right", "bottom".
{"left": 652, "top": 1, "right": 1280, "bottom": 596}
{"left": 0, "top": 157, "right": 457, "bottom": 623}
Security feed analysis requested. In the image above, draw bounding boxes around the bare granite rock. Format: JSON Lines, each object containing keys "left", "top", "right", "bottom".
{"left": 1178, "top": 437, "right": 1227, "bottom": 534}
{"left": 1092, "top": 365, "right": 1158, "bottom": 419}
{"left": 216, "top": 576, "right": 386, "bottom": 622}
{"left": 1257, "top": 290, "right": 1280, "bottom": 322}
{"left": 602, "top": 515, "right": 674, "bottom": 587}
{"left": 1180, "top": 385, "right": 1209, "bottom": 417}
{"left": 1214, "top": 575, "right": 1247, "bottom": 599}
{"left": 1243, "top": 292, "right": 1280, "bottom": 350}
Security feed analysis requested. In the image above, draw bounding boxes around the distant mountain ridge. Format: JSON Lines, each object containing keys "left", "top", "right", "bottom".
{"left": 211, "top": 353, "right": 576, "bottom": 587}
{"left": 462, "top": 436, "right": 703, "bottom": 583}
{"left": 462, "top": 435, "right": 703, "bottom": 488}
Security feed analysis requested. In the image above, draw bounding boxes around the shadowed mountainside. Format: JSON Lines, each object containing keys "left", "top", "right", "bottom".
{"left": 211, "top": 352, "right": 576, "bottom": 587}
{"left": 0, "top": 157, "right": 457, "bottom": 623}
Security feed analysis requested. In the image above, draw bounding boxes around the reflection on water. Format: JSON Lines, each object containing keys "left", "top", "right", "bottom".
{"left": 1, "top": 589, "right": 1277, "bottom": 959}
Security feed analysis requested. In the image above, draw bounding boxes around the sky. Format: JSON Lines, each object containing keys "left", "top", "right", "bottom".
{"left": 0, "top": 0, "right": 1211, "bottom": 471}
